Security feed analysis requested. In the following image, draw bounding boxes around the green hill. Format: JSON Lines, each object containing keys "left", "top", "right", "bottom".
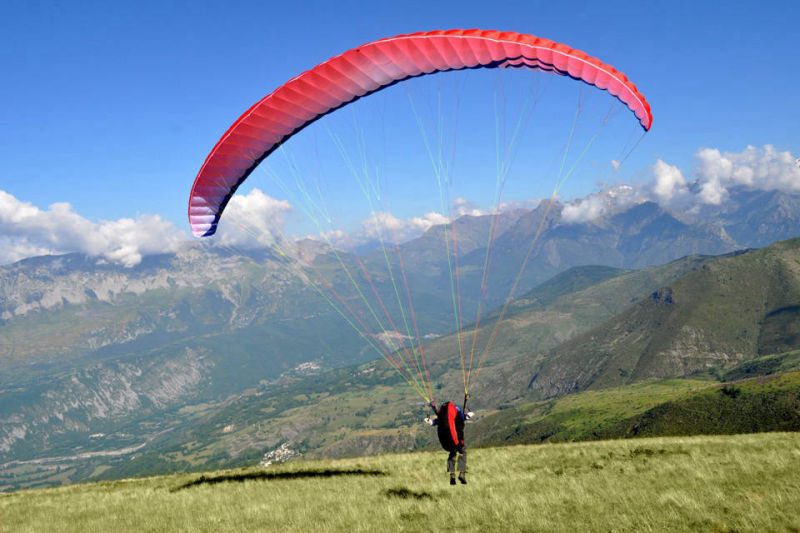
{"left": 2, "top": 433, "right": 799, "bottom": 532}
{"left": 417, "top": 253, "right": 716, "bottom": 380}
{"left": 476, "top": 370, "right": 800, "bottom": 446}
{"left": 530, "top": 238, "right": 800, "bottom": 398}
{"left": 722, "top": 350, "right": 800, "bottom": 381}
{"left": 515, "top": 265, "right": 630, "bottom": 308}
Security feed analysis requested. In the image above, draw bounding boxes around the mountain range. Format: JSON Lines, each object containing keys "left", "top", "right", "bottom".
{"left": 2, "top": 186, "right": 800, "bottom": 490}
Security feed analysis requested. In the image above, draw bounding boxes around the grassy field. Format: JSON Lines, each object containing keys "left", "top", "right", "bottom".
{"left": 2, "top": 432, "right": 799, "bottom": 532}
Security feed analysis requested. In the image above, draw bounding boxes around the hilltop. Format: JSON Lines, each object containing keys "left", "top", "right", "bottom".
{"left": 1, "top": 433, "right": 799, "bottom": 532}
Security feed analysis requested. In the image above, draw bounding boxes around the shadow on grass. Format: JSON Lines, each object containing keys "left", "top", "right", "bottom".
{"left": 384, "top": 487, "right": 434, "bottom": 500}
{"left": 171, "top": 468, "right": 386, "bottom": 492}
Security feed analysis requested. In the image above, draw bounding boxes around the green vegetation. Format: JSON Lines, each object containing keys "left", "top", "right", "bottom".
{"left": 515, "top": 265, "right": 630, "bottom": 309}
{"left": 723, "top": 350, "right": 800, "bottom": 381}
{"left": 532, "top": 239, "right": 800, "bottom": 397}
{"left": 1, "top": 433, "right": 798, "bottom": 532}
{"left": 602, "top": 371, "right": 800, "bottom": 439}
{"left": 476, "top": 371, "right": 800, "bottom": 445}
{"left": 476, "top": 378, "right": 714, "bottom": 445}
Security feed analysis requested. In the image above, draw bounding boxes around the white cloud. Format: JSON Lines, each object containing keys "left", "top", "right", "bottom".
{"left": 0, "top": 190, "right": 185, "bottom": 267}
{"left": 305, "top": 210, "right": 451, "bottom": 250}
{"left": 316, "top": 228, "right": 347, "bottom": 243}
{"left": 0, "top": 236, "right": 52, "bottom": 266}
{"left": 499, "top": 199, "right": 541, "bottom": 212}
{"left": 561, "top": 145, "right": 800, "bottom": 224}
{"left": 213, "top": 189, "right": 293, "bottom": 249}
{"left": 695, "top": 145, "right": 800, "bottom": 205}
{"left": 561, "top": 185, "right": 639, "bottom": 224}
{"left": 452, "top": 197, "right": 491, "bottom": 217}
{"left": 651, "top": 159, "right": 689, "bottom": 203}
{"left": 561, "top": 196, "right": 601, "bottom": 224}
{"left": 361, "top": 211, "right": 448, "bottom": 242}
{"left": 305, "top": 195, "right": 544, "bottom": 249}
{"left": 452, "top": 197, "right": 543, "bottom": 218}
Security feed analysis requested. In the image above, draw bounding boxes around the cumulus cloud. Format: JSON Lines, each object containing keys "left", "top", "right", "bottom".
{"left": 451, "top": 197, "right": 543, "bottom": 218}
{"left": 213, "top": 188, "right": 293, "bottom": 249}
{"left": 561, "top": 196, "right": 606, "bottom": 224}
{"left": 361, "top": 211, "right": 449, "bottom": 242}
{"left": 315, "top": 228, "right": 347, "bottom": 244}
{"left": 695, "top": 145, "right": 800, "bottom": 204}
{"left": 561, "top": 185, "right": 640, "bottom": 224}
{"left": 651, "top": 159, "right": 689, "bottom": 203}
{"left": 561, "top": 145, "right": 799, "bottom": 224}
{"left": 0, "top": 190, "right": 186, "bottom": 267}
{"left": 0, "top": 236, "right": 52, "bottom": 266}
{"left": 452, "top": 198, "right": 492, "bottom": 217}
{"left": 306, "top": 210, "right": 452, "bottom": 249}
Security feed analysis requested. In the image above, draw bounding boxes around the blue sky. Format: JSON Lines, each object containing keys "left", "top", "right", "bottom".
{"left": 1, "top": 0, "right": 799, "bottom": 264}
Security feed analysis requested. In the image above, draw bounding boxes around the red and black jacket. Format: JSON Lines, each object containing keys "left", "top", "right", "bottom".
{"left": 434, "top": 402, "right": 466, "bottom": 451}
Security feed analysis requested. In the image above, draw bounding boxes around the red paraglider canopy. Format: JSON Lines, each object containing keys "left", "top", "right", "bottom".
{"left": 189, "top": 29, "right": 652, "bottom": 238}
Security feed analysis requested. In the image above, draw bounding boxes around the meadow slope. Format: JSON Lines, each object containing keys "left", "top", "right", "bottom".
{"left": 1, "top": 433, "right": 798, "bottom": 532}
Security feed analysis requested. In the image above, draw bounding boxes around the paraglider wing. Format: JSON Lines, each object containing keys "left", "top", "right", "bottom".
{"left": 188, "top": 29, "right": 652, "bottom": 238}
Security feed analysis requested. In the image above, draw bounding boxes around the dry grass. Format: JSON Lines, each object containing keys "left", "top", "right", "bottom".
{"left": 2, "top": 432, "right": 799, "bottom": 532}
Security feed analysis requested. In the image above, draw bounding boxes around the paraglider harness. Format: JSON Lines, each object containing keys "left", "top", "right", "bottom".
{"left": 429, "top": 394, "right": 469, "bottom": 452}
